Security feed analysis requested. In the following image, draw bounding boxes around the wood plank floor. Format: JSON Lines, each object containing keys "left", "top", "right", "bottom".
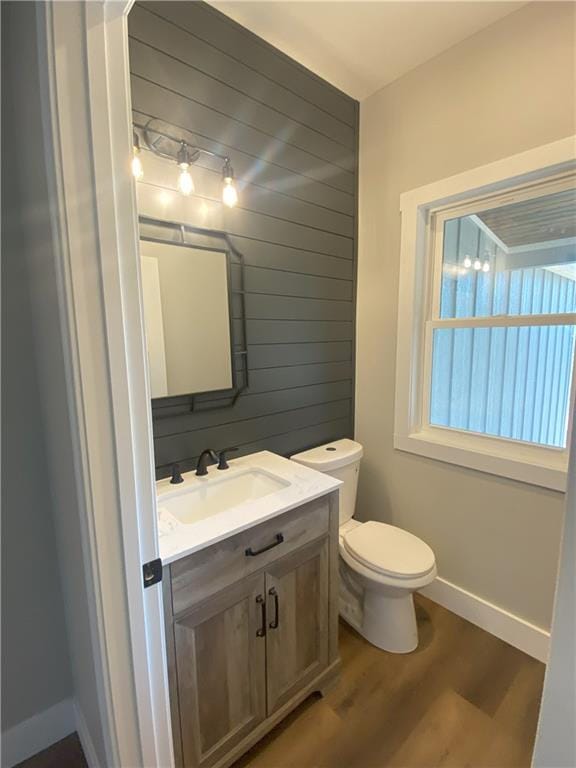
{"left": 15, "top": 596, "right": 545, "bottom": 768}
{"left": 15, "top": 733, "right": 87, "bottom": 768}
{"left": 233, "top": 595, "right": 545, "bottom": 768}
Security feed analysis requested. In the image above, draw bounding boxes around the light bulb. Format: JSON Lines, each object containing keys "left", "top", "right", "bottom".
{"left": 482, "top": 261, "right": 490, "bottom": 273}
{"left": 176, "top": 142, "right": 195, "bottom": 196}
{"left": 463, "top": 255, "right": 472, "bottom": 269}
{"left": 178, "top": 163, "right": 194, "bottom": 196}
{"left": 131, "top": 133, "right": 143, "bottom": 180}
{"left": 222, "top": 177, "right": 238, "bottom": 208}
{"left": 222, "top": 159, "right": 238, "bottom": 208}
{"left": 473, "top": 258, "right": 482, "bottom": 271}
{"left": 131, "top": 152, "right": 143, "bottom": 181}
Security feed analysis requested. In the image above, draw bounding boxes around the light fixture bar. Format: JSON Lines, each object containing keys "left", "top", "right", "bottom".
{"left": 134, "top": 119, "right": 239, "bottom": 205}
{"left": 139, "top": 119, "right": 229, "bottom": 165}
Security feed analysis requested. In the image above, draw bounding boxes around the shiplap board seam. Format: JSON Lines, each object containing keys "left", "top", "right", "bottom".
{"left": 242, "top": 264, "right": 353, "bottom": 282}
{"left": 199, "top": 2, "right": 355, "bottom": 120}
{"left": 131, "top": 71, "right": 355, "bottom": 195}
{"left": 242, "top": 292, "right": 353, "bottom": 303}
{"left": 154, "top": 402, "right": 352, "bottom": 457}
{"left": 246, "top": 339, "right": 352, "bottom": 346}
{"left": 243, "top": 265, "right": 353, "bottom": 283}
{"left": 152, "top": 362, "right": 355, "bottom": 406}
{"left": 229, "top": 235, "right": 354, "bottom": 262}
{"left": 248, "top": 358, "right": 353, "bottom": 371}
{"left": 131, "top": 72, "right": 355, "bottom": 191}
{"left": 128, "top": 33, "right": 354, "bottom": 152}
{"left": 135, "top": 144, "right": 355, "bottom": 220}
{"left": 155, "top": 414, "right": 353, "bottom": 471}
{"left": 139, "top": 177, "right": 354, "bottom": 239}
{"left": 156, "top": 396, "right": 354, "bottom": 438}
{"left": 139, "top": 228, "right": 354, "bottom": 273}
{"left": 162, "top": 416, "right": 354, "bottom": 476}
{"left": 137, "top": 187, "right": 353, "bottom": 259}
{"left": 156, "top": 414, "right": 350, "bottom": 456}
{"left": 130, "top": 5, "right": 355, "bottom": 146}
{"left": 152, "top": 377, "right": 354, "bottom": 411}
{"left": 231, "top": 264, "right": 354, "bottom": 301}
{"left": 138, "top": 2, "right": 356, "bottom": 127}
{"left": 241, "top": 317, "right": 354, "bottom": 324}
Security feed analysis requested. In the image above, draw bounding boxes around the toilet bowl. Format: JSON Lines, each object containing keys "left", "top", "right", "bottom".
{"left": 291, "top": 439, "right": 437, "bottom": 653}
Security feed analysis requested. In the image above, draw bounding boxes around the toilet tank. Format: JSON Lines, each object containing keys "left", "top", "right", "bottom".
{"left": 291, "top": 439, "right": 363, "bottom": 525}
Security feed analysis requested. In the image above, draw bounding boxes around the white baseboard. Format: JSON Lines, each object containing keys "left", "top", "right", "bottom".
{"left": 420, "top": 577, "right": 550, "bottom": 663}
{"left": 74, "top": 702, "right": 100, "bottom": 768}
{"left": 1, "top": 697, "right": 75, "bottom": 768}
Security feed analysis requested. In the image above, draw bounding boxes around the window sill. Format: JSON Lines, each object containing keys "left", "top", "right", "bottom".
{"left": 394, "top": 428, "right": 567, "bottom": 492}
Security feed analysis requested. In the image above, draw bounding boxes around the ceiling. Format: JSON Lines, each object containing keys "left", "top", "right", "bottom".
{"left": 208, "top": 1, "right": 526, "bottom": 100}
{"left": 478, "top": 188, "right": 576, "bottom": 248}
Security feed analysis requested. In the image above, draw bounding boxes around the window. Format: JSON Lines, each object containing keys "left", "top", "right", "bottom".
{"left": 395, "top": 138, "right": 576, "bottom": 491}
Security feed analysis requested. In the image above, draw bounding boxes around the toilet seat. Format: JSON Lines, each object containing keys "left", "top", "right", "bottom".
{"left": 343, "top": 521, "right": 435, "bottom": 580}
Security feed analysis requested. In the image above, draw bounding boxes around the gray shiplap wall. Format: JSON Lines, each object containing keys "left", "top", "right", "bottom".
{"left": 128, "top": 1, "right": 358, "bottom": 478}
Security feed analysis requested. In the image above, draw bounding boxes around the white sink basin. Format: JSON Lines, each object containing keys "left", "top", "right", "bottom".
{"left": 159, "top": 469, "right": 290, "bottom": 526}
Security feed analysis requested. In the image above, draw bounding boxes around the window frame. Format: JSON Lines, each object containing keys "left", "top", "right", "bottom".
{"left": 395, "top": 137, "right": 576, "bottom": 492}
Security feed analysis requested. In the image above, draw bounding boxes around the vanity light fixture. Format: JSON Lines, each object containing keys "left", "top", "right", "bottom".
{"left": 133, "top": 120, "right": 240, "bottom": 207}
{"left": 462, "top": 251, "right": 492, "bottom": 274}
{"left": 176, "top": 142, "right": 195, "bottom": 196}
{"left": 131, "top": 132, "right": 144, "bottom": 180}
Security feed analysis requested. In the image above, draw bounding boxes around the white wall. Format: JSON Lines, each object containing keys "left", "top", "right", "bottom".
{"left": 1, "top": 0, "right": 73, "bottom": 750}
{"left": 356, "top": 1, "right": 575, "bottom": 630}
{"left": 1, "top": 59, "right": 73, "bottom": 754}
{"left": 1, "top": 2, "right": 114, "bottom": 765}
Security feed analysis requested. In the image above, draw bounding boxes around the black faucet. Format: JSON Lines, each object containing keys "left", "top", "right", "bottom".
{"left": 195, "top": 449, "right": 219, "bottom": 477}
{"left": 170, "top": 463, "right": 184, "bottom": 485}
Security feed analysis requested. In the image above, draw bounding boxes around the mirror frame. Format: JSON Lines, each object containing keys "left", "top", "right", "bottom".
{"left": 138, "top": 216, "right": 248, "bottom": 409}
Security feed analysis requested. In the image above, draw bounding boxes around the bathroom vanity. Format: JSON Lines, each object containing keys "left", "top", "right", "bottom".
{"left": 157, "top": 452, "right": 341, "bottom": 768}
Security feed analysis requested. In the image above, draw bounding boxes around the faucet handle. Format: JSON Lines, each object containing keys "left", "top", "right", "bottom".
{"left": 170, "top": 463, "right": 184, "bottom": 485}
{"left": 217, "top": 447, "right": 238, "bottom": 470}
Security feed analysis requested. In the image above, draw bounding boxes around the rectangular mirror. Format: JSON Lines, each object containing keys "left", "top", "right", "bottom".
{"left": 140, "top": 239, "right": 233, "bottom": 398}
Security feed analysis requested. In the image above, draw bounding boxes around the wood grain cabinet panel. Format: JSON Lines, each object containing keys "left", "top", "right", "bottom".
{"left": 173, "top": 574, "right": 267, "bottom": 768}
{"left": 265, "top": 537, "right": 329, "bottom": 714}
{"left": 170, "top": 497, "right": 329, "bottom": 615}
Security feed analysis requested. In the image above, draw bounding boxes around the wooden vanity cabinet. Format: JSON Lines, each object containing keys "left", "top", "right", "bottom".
{"left": 265, "top": 536, "right": 329, "bottom": 715}
{"left": 162, "top": 493, "right": 340, "bottom": 768}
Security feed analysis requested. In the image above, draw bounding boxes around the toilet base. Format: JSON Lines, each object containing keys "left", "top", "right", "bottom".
{"left": 361, "top": 589, "right": 418, "bottom": 653}
{"left": 339, "top": 559, "right": 422, "bottom": 653}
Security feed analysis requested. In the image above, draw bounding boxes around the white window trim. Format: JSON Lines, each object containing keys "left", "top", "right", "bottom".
{"left": 395, "top": 136, "right": 576, "bottom": 492}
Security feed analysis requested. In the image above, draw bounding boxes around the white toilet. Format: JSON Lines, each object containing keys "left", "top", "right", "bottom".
{"left": 291, "top": 439, "right": 437, "bottom": 653}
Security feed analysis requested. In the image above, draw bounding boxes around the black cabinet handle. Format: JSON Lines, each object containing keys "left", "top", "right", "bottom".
{"left": 256, "top": 594, "right": 266, "bottom": 637}
{"left": 245, "top": 533, "right": 284, "bottom": 557}
{"left": 268, "top": 587, "right": 279, "bottom": 629}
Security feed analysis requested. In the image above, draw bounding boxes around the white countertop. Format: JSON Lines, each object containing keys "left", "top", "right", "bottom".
{"left": 156, "top": 450, "right": 341, "bottom": 565}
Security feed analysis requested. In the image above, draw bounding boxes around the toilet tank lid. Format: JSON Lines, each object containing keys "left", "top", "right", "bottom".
{"left": 291, "top": 439, "right": 363, "bottom": 471}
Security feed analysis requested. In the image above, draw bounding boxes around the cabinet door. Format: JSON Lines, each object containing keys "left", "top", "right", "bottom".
{"left": 265, "top": 537, "right": 329, "bottom": 714}
{"left": 173, "top": 573, "right": 267, "bottom": 768}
